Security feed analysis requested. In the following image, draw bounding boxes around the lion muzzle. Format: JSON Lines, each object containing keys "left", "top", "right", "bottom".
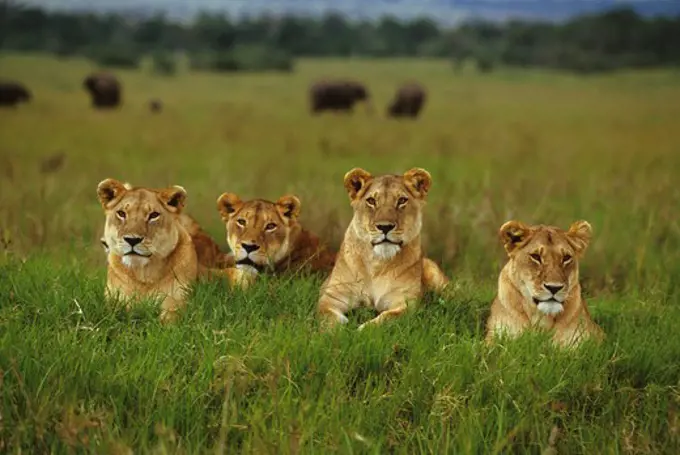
{"left": 121, "top": 235, "right": 151, "bottom": 257}
{"left": 234, "top": 242, "right": 269, "bottom": 271}
{"left": 532, "top": 286, "right": 566, "bottom": 315}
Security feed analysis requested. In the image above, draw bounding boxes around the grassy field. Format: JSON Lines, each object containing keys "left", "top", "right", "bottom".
{"left": 1, "top": 53, "right": 680, "bottom": 453}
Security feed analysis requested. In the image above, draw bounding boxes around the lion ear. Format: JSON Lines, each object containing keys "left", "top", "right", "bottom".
{"left": 567, "top": 220, "right": 592, "bottom": 256}
{"left": 97, "top": 178, "right": 127, "bottom": 208}
{"left": 216, "top": 193, "right": 243, "bottom": 221}
{"left": 499, "top": 220, "right": 532, "bottom": 254}
{"left": 159, "top": 185, "right": 187, "bottom": 213}
{"left": 343, "top": 168, "right": 373, "bottom": 201}
{"left": 403, "top": 168, "right": 432, "bottom": 199}
{"left": 276, "top": 195, "right": 301, "bottom": 219}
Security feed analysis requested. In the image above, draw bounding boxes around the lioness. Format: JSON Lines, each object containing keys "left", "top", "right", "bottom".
{"left": 485, "top": 220, "right": 604, "bottom": 347}
{"left": 100, "top": 182, "right": 233, "bottom": 269}
{"left": 317, "top": 167, "right": 449, "bottom": 330}
{"left": 98, "top": 178, "right": 250, "bottom": 323}
{"left": 178, "top": 212, "right": 235, "bottom": 269}
{"left": 216, "top": 193, "right": 336, "bottom": 275}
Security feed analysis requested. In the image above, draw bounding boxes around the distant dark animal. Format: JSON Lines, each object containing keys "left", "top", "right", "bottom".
{"left": 149, "top": 98, "right": 163, "bottom": 113}
{"left": 0, "top": 80, "right": 31, "bottom": 107}
{"left": 309, "top": 80, "right": 371, "bottom": 114}
{"left": 40, "top": 151, "right": 66, "bottom": 175}
{"left": 83, "top": 72, "right": 121, "bottom": 109}
{"left": 387, "top": 83, "right": 426, "bottom": 119}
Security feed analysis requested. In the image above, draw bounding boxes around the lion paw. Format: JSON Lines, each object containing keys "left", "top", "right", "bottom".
{"left": 160, "top": 310, "right": 179, "bottom": 324}
{"left": 357, "top": 321, "right": 371, "bottom": 331}
{"left": 234, "top": 265, "right": 258, "bottom": 288}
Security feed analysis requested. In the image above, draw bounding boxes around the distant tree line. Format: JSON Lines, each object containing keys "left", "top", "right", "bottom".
{"left": 1, "top": 3, "right": 679, "bottom": 74}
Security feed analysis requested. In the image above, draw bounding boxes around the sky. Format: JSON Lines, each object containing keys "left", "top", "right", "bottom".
{"left": 17, "top": 0, "right": 680, "bottom": 24}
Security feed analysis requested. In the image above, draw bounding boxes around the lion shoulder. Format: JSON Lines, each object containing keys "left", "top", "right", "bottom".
{"left": 178, "top": 214, "right": 232, "bottom": 269}
{"left": 279, "top": 228, "right": 336, "bottom": 274}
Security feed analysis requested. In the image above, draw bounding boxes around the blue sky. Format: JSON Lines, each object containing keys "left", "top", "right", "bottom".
{"left": 19, "top": 0, "right": 680, "bottom": 23}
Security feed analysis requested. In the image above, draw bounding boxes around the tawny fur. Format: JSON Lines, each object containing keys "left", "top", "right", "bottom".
{"left": 317, "top": 167, "right": 450, "bottom": 330}
{"left": 486, "top": 220, "right": 604, "bottom": 347}
{"left": 177, "top": 213, "right": 235, "bottom": 269}
{"left": 98, "top": 178, "right": 252, "bottom": 323}
{"left": 100, "top": 182, "right": 234, "bottom": 270}
{"left": 216, "top": 193, "right": 336, "bottom": 276}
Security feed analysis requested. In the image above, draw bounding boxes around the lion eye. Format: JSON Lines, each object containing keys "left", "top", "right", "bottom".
{"left": 265, "top": 223, "right": 277, "bottom": 231}
{"left": 148, "top": 211, "right": 160, "bottom": 221}
{"left": 563, "top": 254, "right": 573, "bottom": 264}
{"left": 116, "top": 210, "right": 126, "bottom": 220}
{"left": 236, "top": 219, "right": 246, "bottom": 227}
{"left": 530, "top": 253, "right": 542, "bottom": 263}
{"left": 366, "top": 197, "right": 376, "bottom": 207}
{"left": 397, "top": 196, "right": 408, "bottom": 207}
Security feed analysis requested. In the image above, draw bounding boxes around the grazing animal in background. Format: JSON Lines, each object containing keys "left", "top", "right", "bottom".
{"left": 39, "top": 151, "right": 66, "bottom": 175}
{"left": 309, "top": 79, "right": 372, "bottom": 114}
{"left": 317, "top": 167, "right": 450, "bottom": 330}
{"left": 387, "top": 82, "right": 426, "bottom": 118}
{"left": 485, "top": 220, "right": 605, "bottom": 347}
{"left": 97, "top": 178, "right": 253, "bottom": 323}
{"left": 0, "top": 80, "right": 31, "bottom": 107}
{"left": 149, "top": 98, "right": 163, "bottom": 113}
{"left": 83, "top": 72, "right": 121, "bottom": 109}
{"left": 216, "top": 193, "right": 336, "bottom": 276}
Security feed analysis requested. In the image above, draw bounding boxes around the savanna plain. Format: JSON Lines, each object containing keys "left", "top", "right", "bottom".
{"left": 1, "top": 54, "right": 680, "bottom": 454}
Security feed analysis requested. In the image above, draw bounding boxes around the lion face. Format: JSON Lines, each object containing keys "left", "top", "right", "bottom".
{"left": 500, "top": 220, "right": 592, "bottom": 316}
{"left": 343, "top": 167, "right": 432, "bottom": 260}
{"left": 97, "top": 178, "right": 188, "bottom": 268}
{"left": 217, "top": 193, "right": 301, "bottom": 271}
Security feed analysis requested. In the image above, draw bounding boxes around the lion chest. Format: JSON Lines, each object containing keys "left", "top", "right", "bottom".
{"left": 107, "top": 260, "right": 194, "bottom": 303}
{"left": 362, "top": 277, "right": 392, "bottom": 310}
{"left": 360, "top": 273, "right": 421, "bottom": 312}
{"left": 529, "top": 311, "right": 556, "bottom": 331}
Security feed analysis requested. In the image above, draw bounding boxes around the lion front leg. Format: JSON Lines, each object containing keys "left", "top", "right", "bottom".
{"left": 317, "top": 278, "right": 363, "bottom": 330}
{"left": 226, "top": 265, "right": 258, "bottom": 289}
{"left": 159, "top": 295, "right": 185, "bottom": 324}
{"left": 422, "top": 257, "right": 450, "bottom": 293}
{"left": 357, "top": 305, "right": 408, "bottom": 331}
{"left": 317, "top": 293, "right": 352, "bottom": 329}
{"left": 484, "top": 316, "right": 530, "bottom": 345}
{"left": 358, "top": 288, "right": 419, "bottom": 331}
{"left": 552, "top": 317, "right": 605, "bottom": 348}
{"left": 200, "top": 265, "right": 258, "bottom": 289}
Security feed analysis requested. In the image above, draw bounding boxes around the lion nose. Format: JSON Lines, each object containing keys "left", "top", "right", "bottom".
{"left": 124, "top": 236, "right": 143, "bottom": 247}
{"left": 544, "top": 284, "right": 564, "bottom": 295}
{"left": 242, "top": 243, "right": 260, "bottom": 253}
{"left": 376, "top": 223, "right": 396, "bottom": 234}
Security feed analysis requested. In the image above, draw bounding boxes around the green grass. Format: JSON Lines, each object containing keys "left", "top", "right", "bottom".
{"left": 1, "top": 53, "right": 680, "bottom": 453}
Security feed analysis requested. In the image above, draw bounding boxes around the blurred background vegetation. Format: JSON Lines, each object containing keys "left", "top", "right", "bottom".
{"left": 2, "top": 3, "right": 679, "bottom": 74}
